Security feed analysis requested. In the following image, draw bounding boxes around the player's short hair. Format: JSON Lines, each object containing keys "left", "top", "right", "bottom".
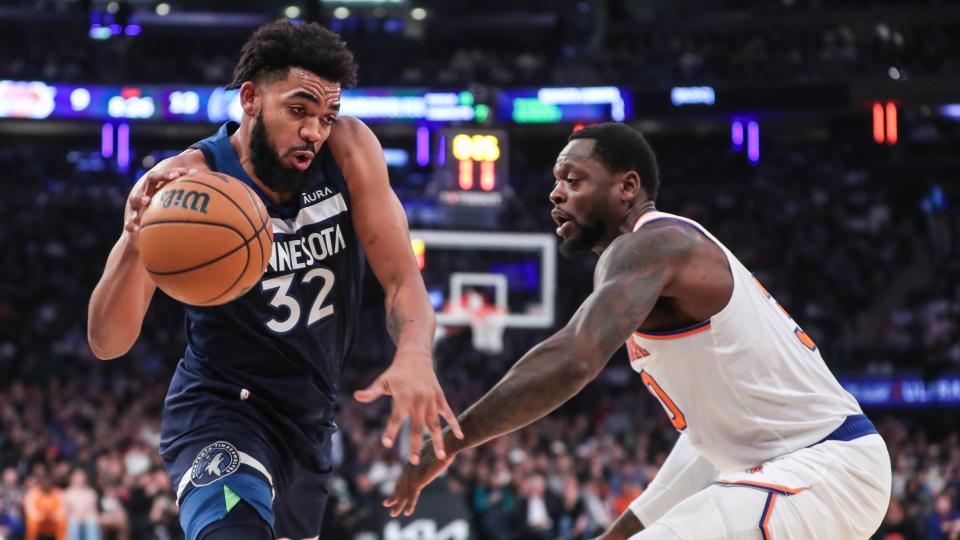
{"left": 227, "top": 20, "right": 358, "bottom": 90}
{"left": 569, "top": 122, "right": 660, "bottom": 202}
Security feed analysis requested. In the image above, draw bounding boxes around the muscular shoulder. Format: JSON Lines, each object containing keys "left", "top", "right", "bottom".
{"left": 326, "top": 116, "right": 379, "bottom": 160}
{"left": 595, "top": 220, "right": 701, "bottom": 288}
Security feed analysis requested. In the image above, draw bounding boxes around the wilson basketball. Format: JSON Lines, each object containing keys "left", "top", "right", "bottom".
{"left": 138, "top": 171, "right": 273, "bottom": 306}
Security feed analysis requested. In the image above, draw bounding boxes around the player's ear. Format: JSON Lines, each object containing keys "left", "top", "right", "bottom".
{"left": 239, "top": 81, "right": 261, "bottom": 117}
{"left": 619, "top": 170, "right": 641, "bottom": 204}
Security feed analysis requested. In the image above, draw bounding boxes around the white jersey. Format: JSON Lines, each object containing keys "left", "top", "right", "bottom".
{"left": 626, "top": 211, "right": 862, "bottom": 473}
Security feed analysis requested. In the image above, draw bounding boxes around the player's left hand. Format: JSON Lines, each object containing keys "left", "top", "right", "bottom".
{"left": 383, "top": 447, "right": 454, "bottom": 517}
{"left": 353, "top": 349, "right": 464, "bottom": 464}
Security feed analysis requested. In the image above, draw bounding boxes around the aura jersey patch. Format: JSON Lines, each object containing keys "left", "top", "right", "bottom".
{"left": 190, "top": 441, "right": 241, "bottom": 487}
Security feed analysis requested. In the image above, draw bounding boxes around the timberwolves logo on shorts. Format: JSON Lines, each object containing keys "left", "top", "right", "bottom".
{"left": 190, "top": 441, "right": 241, "bottom": 487}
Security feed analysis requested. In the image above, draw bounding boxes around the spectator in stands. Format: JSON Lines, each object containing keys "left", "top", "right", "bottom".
{"left": 925, "top": 493, "right": 960, "bottom": 540}
{"left": 62, "top": 470, "right": 99, "bottom": 540}
{"left": 0, "top": 468, "right": 25, "bottom": 540}
{"left": 23, "top": 475, "right": 65, "bottom": 540}
{"left": 95, "top": 485, "right": 127, "bottom": 540}
{"left": 513, "top": 474, "right": 556, "bottom": 540}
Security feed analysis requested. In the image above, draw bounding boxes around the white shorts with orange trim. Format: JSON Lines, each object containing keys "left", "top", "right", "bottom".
{"left": 630, "top": 434, "right": 891, "bottom": 540}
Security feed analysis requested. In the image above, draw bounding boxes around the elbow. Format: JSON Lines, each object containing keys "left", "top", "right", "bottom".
{"left": 564, "top": 356, "right": 598, "bottom": 383}
{"left": 86, "top": 327, "right": 128, "bottom": 361}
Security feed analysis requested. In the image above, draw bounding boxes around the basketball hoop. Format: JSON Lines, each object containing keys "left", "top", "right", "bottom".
{"left": 465, "top": 292, "right": 505, "bottom": 354}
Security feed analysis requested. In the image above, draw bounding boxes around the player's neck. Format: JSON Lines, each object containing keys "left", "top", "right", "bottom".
{"left": 229, "top": 122, "right": 295, "bottom": 205}
{"left": 591, "top": 203, "right": 657, "bottom": 255}
{"left": 622, "top": 202, "right": 656, "bottom": 234}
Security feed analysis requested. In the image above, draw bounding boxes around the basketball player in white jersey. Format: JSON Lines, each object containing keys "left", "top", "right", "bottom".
{"left": 385, "top": 122, "right": 891, "bottom": 539}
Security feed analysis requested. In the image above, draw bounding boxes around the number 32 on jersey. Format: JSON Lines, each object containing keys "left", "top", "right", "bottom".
{"left": 261, "top": 269, "right": 335, "bottom": 333}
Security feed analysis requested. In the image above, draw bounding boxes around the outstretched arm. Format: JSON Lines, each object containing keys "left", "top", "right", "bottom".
{"left": 386, "top": 224, "right": 697, "bottom": 516}
{"left": 329, "top": 117, "right": 462, "bottom": 463}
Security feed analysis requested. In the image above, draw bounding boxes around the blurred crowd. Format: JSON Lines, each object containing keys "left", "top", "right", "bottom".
{"left": 2, "top": 1, "right": 960, "bottom": 87}
{"left": 0, "top": 114, "right": 958, "bottom": 538}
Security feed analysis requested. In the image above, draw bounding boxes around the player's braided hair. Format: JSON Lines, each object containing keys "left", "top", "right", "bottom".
{"left": 569, "top": 122, "right": 660, "bottom": 202}
{"left": 227, "top": 19, "right": 357, "bottom": 90}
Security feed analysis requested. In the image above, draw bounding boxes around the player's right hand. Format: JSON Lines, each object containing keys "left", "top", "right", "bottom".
{"left": 124, "top": 167, "right": 196, "bottom": 246}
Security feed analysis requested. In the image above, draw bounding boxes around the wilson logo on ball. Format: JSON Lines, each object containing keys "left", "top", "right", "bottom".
{"left": 160, "top": 189, "right": 210, "bottom": 214}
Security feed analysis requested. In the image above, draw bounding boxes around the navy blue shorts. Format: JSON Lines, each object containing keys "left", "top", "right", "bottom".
{"left": 170, "top": 437, "right": 331, "bottom": 540}
{"left": 160, "top": 358, "right": 337, "bottom": 539}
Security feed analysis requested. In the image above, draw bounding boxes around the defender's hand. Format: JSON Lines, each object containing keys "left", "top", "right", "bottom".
{"left": 383, "top": 450, "right": 453, "bottom": 517}
{"left": 354, "top": 350, "right": 463, "bottom": 464}
{"left": 124, "top": 167, "right": 196, "bottom": 247}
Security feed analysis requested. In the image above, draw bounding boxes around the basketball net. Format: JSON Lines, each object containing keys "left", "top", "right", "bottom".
{"left": 463, "top": 290, "right": 505, "bottom": 354}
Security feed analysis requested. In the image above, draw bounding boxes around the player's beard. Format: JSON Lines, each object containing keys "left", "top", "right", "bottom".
{"left": 558, "top": 218, "right": 604, "bottom": 258}
{"left": 249, "top": 111, "right": 318, "bottom": 194}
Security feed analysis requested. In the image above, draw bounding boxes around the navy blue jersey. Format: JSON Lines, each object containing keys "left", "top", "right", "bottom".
{"left": 159, "top": 122, "right": 364, "bottom": 476}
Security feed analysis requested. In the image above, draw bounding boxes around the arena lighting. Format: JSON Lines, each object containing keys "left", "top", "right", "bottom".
{"left": 411, "top": 239, "right": 426, "bottom": 271}
{"left": 155, "top": 3, "right": 170, "bottom": 16}
{"left": 670, "top": 86, "right": 715, "bottom": 106}
{"left": 872, "top": 103, "right": 884, "bottom": 144}
{"left": 536, "top": 86, "right": 626, "bottom": 121}
{"left": 101, "top": 124, "right": 114, "bottom": 159}
{"left": 458, "top": 159, "right": 473, "bottom": 190}
{"left": 841, "top": 374, "right": 960, "bottom": 407}
{"left": 872, "top": 101, "right": 898, "bottom": 145}
{"left": 333, "top": 7, "right": 350, "bottom": 19}
{"left": 382, "top": 148, "right": 408, "bottom": 167}
{"left": 731, "top": 121, "right": 744, "bottom": 151}
{"left": 410, "top": 7, "right": 427, "bottom": 20}
{"left": 505, "top": 86, "right": 630, "bottom": 123}
{"left": 117, "top": 123, "right": 130, "bottom": 171}
{"left": 940, "top": 104, "right": 960, "bottom": 120}
{"left": 284, "top": 5, "right": 301, "bottom": 19}
{"left": 338, "top": 91, "right": 475, "bottom": 122}
{"left": 0, "top": 80, "right": 56, "bottom": 119}
{"left": 450, "top": 132, "right": 504, "bottom": 192}
{"left": 416, "top": 126, "right": 429, "bottom": 166}
{"left": 473, "top": 103, "right": 490, "bottom": 122}
{"left": 885, "top": 102, "right": 898, "bottom": 144}
{"left": 70, "top": 88, "right": 91, "bottom": 111}
{"left": 89, "top": 25, "right": 112, "bottom": 40}
{"left": 747, "top": 121, "right": 760, "bottom": 164}
{"left": 480, "top": 161, "right": 495, "bottom": 191}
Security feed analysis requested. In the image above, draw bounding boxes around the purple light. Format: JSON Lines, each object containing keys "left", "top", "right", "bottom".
{"left": 110, "top": 24, "right": 122, "bottom": 35}
{"left": 124, "top": 24, "right": 142, "bottom": 36}
{"left": 747, "top": 121, "right": 760, "bottom": 164}
{"left": 731, "top": 121, "right": 743, "bottom": 150}
{"left": 101, "top": 124, "right": 114, "bottom": 158}
{"left": 437, "top": 134, "right": 445, "bottom": 166}
{"left": 117, "top": 123, "right": 130, "bottom": 171}
{"left": 416, "top": 126, "right": 429, "bottom": 166}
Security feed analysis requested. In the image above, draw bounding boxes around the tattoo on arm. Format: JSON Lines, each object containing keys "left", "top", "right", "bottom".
{"left": 386, "top": 302, "right": 404, "bottom": 345}
{"left": 447, "top": 225, "right": 697, "bottom": 453}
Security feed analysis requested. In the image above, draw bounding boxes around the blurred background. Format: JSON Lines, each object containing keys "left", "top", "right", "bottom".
{"left": 1, "top": 0, "right": 959, "bottom": 539}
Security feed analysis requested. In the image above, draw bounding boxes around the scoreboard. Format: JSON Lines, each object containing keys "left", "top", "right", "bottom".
{"left": 448, "top": 131, "right": 506, "bottom": 192}
{"left": 435, "top": 129, "right": 509, "bottom": 227}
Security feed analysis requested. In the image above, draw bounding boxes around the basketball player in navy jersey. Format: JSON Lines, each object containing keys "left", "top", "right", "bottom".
{"left": 88, "top": 20, "right": 462, "bottom": 540}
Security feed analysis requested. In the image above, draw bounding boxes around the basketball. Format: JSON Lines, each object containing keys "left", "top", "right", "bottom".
{"left": 138, "top": 171, "right": 273, "bottom": 306}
